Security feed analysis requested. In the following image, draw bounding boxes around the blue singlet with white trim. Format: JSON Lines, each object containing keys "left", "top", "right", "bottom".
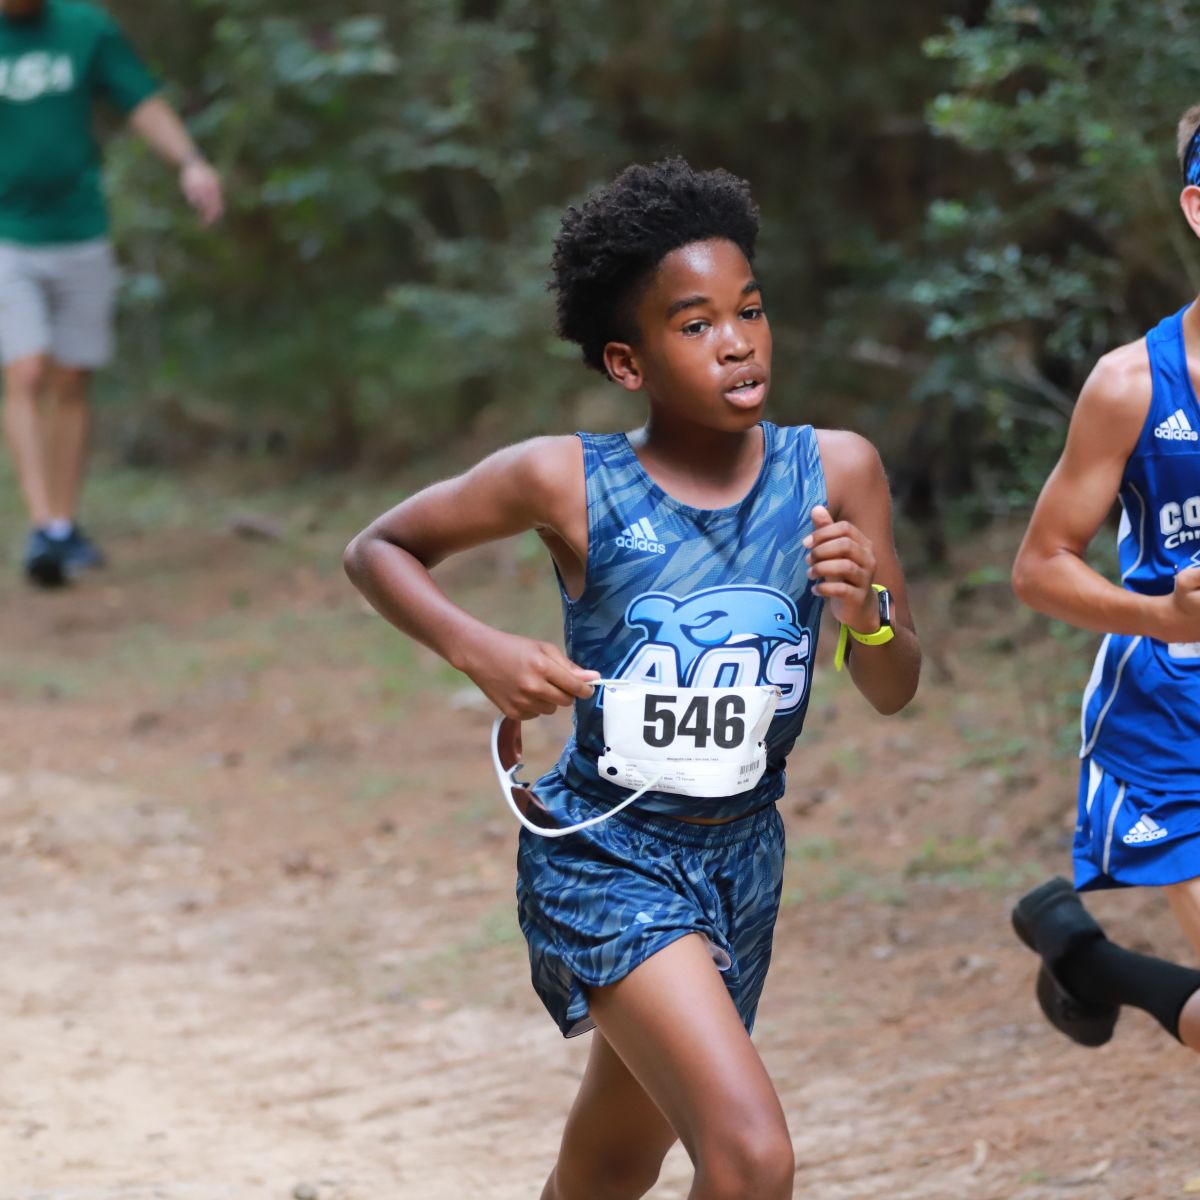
{"left": 551, "top": 421, "right": 826, "bottom": 821}
{"left": 1081, "top": 305, "right": 1200, "bottom": 792}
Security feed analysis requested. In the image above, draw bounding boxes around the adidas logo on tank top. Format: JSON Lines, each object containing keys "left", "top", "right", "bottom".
{"left": 615, "top": 517, "right": 667, "bottom": 555}
{"left": 1153, "top": 408, "right": 1198, "bottom": 441}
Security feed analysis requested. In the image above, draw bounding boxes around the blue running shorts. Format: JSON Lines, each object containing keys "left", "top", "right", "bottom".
{"left": 516, "top": 771, "right": 786, "bottom": 1038}
{"left": 1074, "top": 756, "right": 1200, "bottom": 891}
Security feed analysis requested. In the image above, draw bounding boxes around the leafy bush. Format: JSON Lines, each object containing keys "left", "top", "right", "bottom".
{"left": 99, "top": 0, "right": 953, "bottom": 468}
{"left": 897, "top": 0, "right": 1200, "bottom": 517}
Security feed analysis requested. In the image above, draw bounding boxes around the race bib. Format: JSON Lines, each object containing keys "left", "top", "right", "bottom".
{"left": 596, "top": 681, "right": 779, "bottom": 799}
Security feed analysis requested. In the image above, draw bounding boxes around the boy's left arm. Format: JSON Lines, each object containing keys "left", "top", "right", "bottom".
{"left": 808, "top": 430, "right": 921, "bottom": 714}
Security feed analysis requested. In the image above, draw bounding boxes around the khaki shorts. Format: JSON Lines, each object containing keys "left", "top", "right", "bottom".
{"left": 0, "top": 239, "right": 118, "bottom": 368}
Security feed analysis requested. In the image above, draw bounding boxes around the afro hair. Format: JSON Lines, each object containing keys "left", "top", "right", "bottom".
{"left": 549, "top": 157, "right": 760, "bottom": 375}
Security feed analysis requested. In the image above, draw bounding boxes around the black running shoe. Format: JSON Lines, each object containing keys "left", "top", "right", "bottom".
{"left": 1012, "top": 877, "right": 1119, "bottom": 1048}
{"left": 22, "top": 528, "right": 68, "bottom": 589}
{"left": 60, "top": 525, "right": 106, "bottom": 574}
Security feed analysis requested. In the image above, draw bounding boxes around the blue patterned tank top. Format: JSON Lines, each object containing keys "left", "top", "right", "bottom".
{"left": 550, "top": 421, "right": 827, "bottom": 820}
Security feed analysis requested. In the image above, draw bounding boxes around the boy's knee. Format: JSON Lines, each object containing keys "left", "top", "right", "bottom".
{"left": 552, "top": 1145, "right": 665, "bottom": 1199}
{"left": 698, "top": 1122, "right": 795, "bottom": 1200}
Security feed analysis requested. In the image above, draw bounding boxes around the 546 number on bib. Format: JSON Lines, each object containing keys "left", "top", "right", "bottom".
{"left": 642, "top": 693, "right": 746, "bottom": 750}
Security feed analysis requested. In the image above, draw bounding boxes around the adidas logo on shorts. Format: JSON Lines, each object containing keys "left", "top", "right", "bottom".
{"left": 1122, "top": 815, "right": 1168, "bottom": 845}
{"left": 1154, "top": 409, "right": 1199, "bottom": 441}
{"left": 615, "top": 517, "right": 667, "bottom": 555}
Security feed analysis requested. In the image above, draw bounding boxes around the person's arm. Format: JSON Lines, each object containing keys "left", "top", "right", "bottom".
{"left": 1012, "top": 344, "right": 1200, "bottom": 641}
{"left": 88, "top": 9, "right": 224, "bottom": 227}
{"left": 808, "top": 430, "right": 920, "bottom": 715}
{"left": 344, "top": 436, "right": 598, "bottom": 721}
{"left": 127, "top": 97, "right": 224, "bottom": 227}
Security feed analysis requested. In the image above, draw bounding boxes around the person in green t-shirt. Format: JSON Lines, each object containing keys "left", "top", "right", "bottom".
{"left": 0, "top": 0, "right": 223, "bottom": 587}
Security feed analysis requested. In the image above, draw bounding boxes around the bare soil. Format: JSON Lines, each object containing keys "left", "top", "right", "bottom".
{"left": 1, "top": 505, "right": 1197, "bottom": 1200}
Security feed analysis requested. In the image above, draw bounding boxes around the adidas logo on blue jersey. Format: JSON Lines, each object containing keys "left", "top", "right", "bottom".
{"left": 1123, "top": 815, "right": 1168, "bottom": 845}
{"left": 615, "top": 517, "right": 667, "bottom": 555}
{"left": 1154, "top": 408, "right": 1199, "bottom": 441}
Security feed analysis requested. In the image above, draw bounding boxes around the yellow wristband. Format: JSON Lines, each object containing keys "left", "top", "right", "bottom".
{"left": 849, "top": 624, "right": 896, "bottom": 647}
{"left": 834, "top": 623, "right": 850, "bottom": 672}
{"left": 834, "top": 584, "right": 894, "bottom": 671}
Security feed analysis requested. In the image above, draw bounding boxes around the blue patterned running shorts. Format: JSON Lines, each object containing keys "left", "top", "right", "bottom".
{"left": 515, "top": 770, "right": 786, "bottom": 1038}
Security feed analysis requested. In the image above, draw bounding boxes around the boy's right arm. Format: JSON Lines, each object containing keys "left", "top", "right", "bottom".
{"left": 1012, "top": 345, "right": 1200, "bottom": 641}
{"left": 343, "top": 436, "right": 598, "bottom": 720}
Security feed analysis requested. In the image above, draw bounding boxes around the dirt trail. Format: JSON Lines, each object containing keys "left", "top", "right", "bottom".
{"left": 1, "top": 518, "right": 1198, "bottom": 1200}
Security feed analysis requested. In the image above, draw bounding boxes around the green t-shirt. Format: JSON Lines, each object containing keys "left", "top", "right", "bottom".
{"left": 0, "top": 1, "right": 159, "bottom": 244}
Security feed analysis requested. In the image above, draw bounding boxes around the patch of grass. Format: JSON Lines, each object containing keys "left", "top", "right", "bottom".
{"left": 789, "top": 836, "right": 843, "bottom": 863}
{"left": 470, "top": 904, "right": 523, "bottom": 951}
{"left": 902, "top": 835, "right": 1035, "bottom": 888}
{"left": 785, "top": 861, "right": 906, "bottom": 907}
{"left": 831, "top": 745, "right": 865, "bottom": 777}
{"left": 352, "top": 771, "right": 406, "bottom": 806}
{"left": 958, "top": 564, "right": 1009, "bottom": 593}
{"left": 816, "top": 868, "right": 906, "bottom": 905}
{"left": 452, "top": 797, "right": 494, "bottom": 827}
{"left": 953, "top": 734, "right": 1031, "bottom": 770}
{"left": 85, "top": 468, "right": 202, "bottom": 533}
{"left": 402, "top": 901, "right": 524, "bottom": 997}
{"left": 969, "top": 861, "right": 1048, "bottom": 891}
{"left": 105, "top": 619, "right": 283, "bottom": 692}
{"left": 0, "top": 663, "right": 84, "bottom": 701}
{"left": 905, "top": 835, "right": 991, "bottom": 878}
{"left": 981, "top": 633, "right": 1016, "bottom": 655}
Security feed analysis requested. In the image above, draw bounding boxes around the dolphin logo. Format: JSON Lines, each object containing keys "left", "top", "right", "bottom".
{"left": 625, "top": 586, "right": 804, "bottom": 680}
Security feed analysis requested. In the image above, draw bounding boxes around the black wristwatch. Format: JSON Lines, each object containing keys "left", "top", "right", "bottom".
{"left": 847, "top": 584, "right": 895, "bottom": 647}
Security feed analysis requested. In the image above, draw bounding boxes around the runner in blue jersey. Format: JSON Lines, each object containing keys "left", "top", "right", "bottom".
{"left": 1010, "top": 107, "right": 1200, "bottom": 1057}
{"left": 345, "top": 158, "right": 921, "bottom": 1200}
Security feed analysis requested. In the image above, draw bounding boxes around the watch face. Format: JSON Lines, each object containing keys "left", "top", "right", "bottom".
{"left": 878, "top": 588, "right": 893, "bottom": 627}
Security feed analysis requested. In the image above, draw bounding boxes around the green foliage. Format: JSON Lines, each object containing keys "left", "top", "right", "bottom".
{"left": 898, "top": 0, "right": 1200, "bottom": 508}
{"left": 97, "top": 0, "right": 953, "bottom": 467}
{"left": 96, "top": 0, "right": 1198, "bottom": 526}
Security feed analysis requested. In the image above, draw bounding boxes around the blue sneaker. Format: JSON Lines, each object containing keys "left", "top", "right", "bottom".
{"left": 23, "top": 528, "right": 69, "bottom": 588}
{"left": 60, "top": 525, "right": 106, "bottom": 574}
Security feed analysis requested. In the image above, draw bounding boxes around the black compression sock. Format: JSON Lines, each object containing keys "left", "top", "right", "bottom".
{"left": 1058, "top": 940, "right": 1200, "bottom": 1042}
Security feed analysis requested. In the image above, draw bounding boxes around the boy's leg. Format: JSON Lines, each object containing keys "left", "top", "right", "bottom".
{"left": 1165, "top": 876, "right": 1200, "bottom": 959}
{"left": 1150, "top": 872, "right": 1200, "bottom": 1050}
{"left": 1015, "top": 878, "right": 1200, "bottom": 1052}
{"left": 541, "top": 1032, "right": 677, "bottom": 1200}
{"left": 583, "top": 933, "right": 794, "bottom": 1200}
{"left": 1180, "top": 989, "right": 1200, "bottom": 1051}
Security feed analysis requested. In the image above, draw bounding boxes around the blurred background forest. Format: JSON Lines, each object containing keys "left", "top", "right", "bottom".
{"left": 13, "top": 7, "right": 1200, "bottom": 1193}
{"left": 97, "top": 0, "right": 1200, "bottom": 556}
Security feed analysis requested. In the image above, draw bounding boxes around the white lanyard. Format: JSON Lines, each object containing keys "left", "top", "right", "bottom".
{"left": 490, "top": 680, "right": 779, "bottom": 838}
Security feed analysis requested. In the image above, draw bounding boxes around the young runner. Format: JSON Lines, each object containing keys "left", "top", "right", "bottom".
{"left": 345, "top": 158, "right": 921, "bottom": 1199}
{"left": 1009, "top": 106, "right": 1200, "bottom": 1056}
{"left": 0, "top": 0, "right": 223, "bottom": 587}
